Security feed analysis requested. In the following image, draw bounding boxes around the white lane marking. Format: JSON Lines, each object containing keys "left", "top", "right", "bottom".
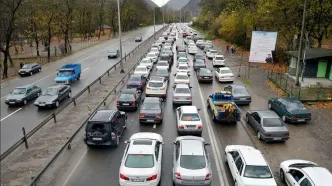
{"left": 153, "top": 124, "right": 156, "bottom": 129}
{"left": 63, "top": 148, "right": 88, "bottom": 186}
{"left": 0, "top": 108, "right": 23, "bottom": 122}
{"left": 197, "top": 76, "right": 230, "bottom": 186}
{"left": 82, "top": 68, "right": 89, "bottom": 73}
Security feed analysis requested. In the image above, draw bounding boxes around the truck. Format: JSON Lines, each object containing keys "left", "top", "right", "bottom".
{"left": 207, "top": 91, "right": 241, "bottom": 123}
{"left": 55, "top": 64, "right": 81, "bottom": 84}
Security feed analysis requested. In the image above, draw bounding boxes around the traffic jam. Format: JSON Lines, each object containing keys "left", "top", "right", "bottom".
{"left": 81, "top": 23, "right": 331, "bottom": 186}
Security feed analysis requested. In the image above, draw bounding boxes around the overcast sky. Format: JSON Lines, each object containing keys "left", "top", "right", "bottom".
{"left": 151, "top": 0, "right": 169, "bottom": 7}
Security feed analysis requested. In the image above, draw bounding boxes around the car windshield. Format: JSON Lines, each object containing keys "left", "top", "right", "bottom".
{"left": 141, "top": 59, "right": 150, "bottom": 64}
{"left": 263, "top": 118, "right": 284, "bottom": 127}
{"left": 196, "top": 55, "right": 204, "bottom": 59}
{"left": 129, "top": 76, "right": 141, "bottom": 82}
{"left": 175, "top": 88, "right": 190, "bottom": 94}
{"left": 158, "top": 62, "right": 168, "bottom": 66}
{"left": 22, "top": 64, "right": 32, "bottom": 69}
{"left": 141, "top": 102, "right": 160, "bottom": 110}
{"left": 147, "top": 54, "right": 155, "bottom": 57}
{"left": 176, "top": 75, "right": 188, "bottom": 80}
{"left": 286, "top": 101, "right": 304, "bottom": 111}
{"left": 156, "top": 69, "right": 168, "bottom": 75}
{"left": 135, "top": 67, "right": 146, "bottom": 72}
{"left": 181, "top": 113, "right": 200, "bottom": 121}
{"left": 216, "top": 57, "right": 224, "bottom": 60}
{"left": 233, "top": 87, "right": 248, "bottom": 95}
{"left": 58, "top": 70, "right": 73, "bottom": 76}
{"left": 149, "top": 82, "right": 163, "bottom": 87}
{"left": 178, "top": 58, "right": 187, "bottom": 62}
{"left": 119, "top": 93, "right": 134, "bottom": 100}
{"left": 42, "top": 87, "right": 58, "bottom": 96}
{"left": 12, "top": 88, "right": 27, "bottom": 95}
{"left": 125, "top": 154, "right": 154, "bottom": 168}
{"left": 178, "top": 66, "right": 188, "bottom": 70}
{"left": 243, "top": 165, "right": 273, "bottom": 178}
{"left": 200, "top": 69, "right": 212, "bottom": 74}
{"left": 180, "top": 155, "right": 206, "bottom": 170}
{"left": 220, "top": 69, "right": 232, "bottom": 74}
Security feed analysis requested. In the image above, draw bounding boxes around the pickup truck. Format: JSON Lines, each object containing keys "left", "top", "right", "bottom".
{"left": 55, "top": 64, "right": 81, "bottom": 84}
{"left": 207, "top": 91, "right": 241, "bottom": 123}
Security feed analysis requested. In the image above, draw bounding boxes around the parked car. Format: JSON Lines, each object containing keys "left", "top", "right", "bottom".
{"left": 146, "top": 77, "right": 168, "bottom": 98}
{"left": 177, "top": 64, "right": 190, "bottom": 74}
{"left": 224, "top": 85, "right": 251, "bottom": 105}
{"left": 146, "top": 52, "right": 158, "bottom": 63}
{"left": 268, "top": 97, "right": 311, "bottom": 123}
{"left": 225, "top": 145, "right": 277, "bottom": 186}
{"left": 177, "top": 57, "right": 188, "bottom": 66}
{"left": 135, "top": 36, "right": 143, "bottom": 42}
{"left": 139, "top": 58, "right": 153, "bottom": 69}
{"left": 215, "top": 67, "right": 234, "bottom": 83}
{"left": 279, "top": 159, "right": 332, "bottom": 186}
{"left": 172, "top": 84, "right": 192, "bottom": 106}
{"left": 196, "top": 68, "right": 213, "bottom": 83}
{"left": 116, "top": 89, "right": 142, "bottom": 111}
{"left": 119, "top": 133, "right": 163, "bottom": 186}
{"left": 246, "top": 110, "right": 290, "bottom": 142}
{"left": 156, "top": 61, "right": 170, "bottom": 70}
{"left": 176, "top": 106, "right": 202, "bottom": 135}
{"left": 206, "top": 49, "right": 218, "bottom": 59}
{"left": 193, "top": 59, "right": 206, "bottom": 71}
{"left": 5, "top": 84, "right": 42, "bottom": 106}
{"left": 193, "top": 53, "right": 205, "bottom": 62}
{"left": 18, "top": 63, "right": 42, "bottom": 76}
{"left": 126, "top": 74, "right": 146, "bottom": 91}
{"left": 173, "top": 136, "right": 212, "bottom": 186}
{"left": 134, "top": 65, "right": 150, "bottom": 78}
{"left": 139, "top": 97, "right": 164, "bottom": 124}
{"left": 156, "top": 68, "right": 170, "bottom": 80}
{"left": 212, "top": 55, "right": 225, "bottom": 67}
{"left": 174, "top": 72, "right": 190, "bottom": 85}
{"left": 107, "top": 50, "right": 120, "bottom": 58}
{"left": 84, "top": 109, "right": 126, "bottom": 147}
{"left": 34, "top": 84, "right": 71, "bottom": 108}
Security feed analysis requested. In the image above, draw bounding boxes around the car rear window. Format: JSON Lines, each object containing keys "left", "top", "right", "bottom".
{"left": 125, "top": 154, "right": 154, "bottom": 168}
{"left": 135, "top": 67, "right": 146, "bottom": 72}
{"left": 181, "top": 113, "right": 200, "bottom": 121}
{"left": 129, "top": 76, "right": 140, "bottom": 81}
{"left": 180, "top": 155, "right": 206, "bottom": 170}
{"left": 263, "top": 118, "right": 284, "bottom": 127}
{"left": 176, "top": 75, "right": 188, "bottom": 80}
{"left": 220, "top": 69, "right": 232, "bottom": 74}
{"left": 196, "top": 61, "right": 205, "bottom": 65}
{"left": 149, "top": 82, "right": 163, "bottom": 87}
{"left": 119, "top": 93, "right": 134, "bottom": 100}
{"left": 141, "top": 102, "right": 160, "bottom": 110}
{"left": 157, "top": 69, "right": 168, "bottom": 75}
{"left": 286, "top": 102, "right": 304, "bottom": 111}
{"left": 200, "top": 69, "right": 212, "bottom": 74}
{"left": 243, "top": 165, "right": 273, "bottom": 178}
{"left": 87, "top": 122, "right": 109, "bottom": 131}
{"left": 175, "top": 88, "right": 190, "bottom": 94}
{"left": 178, "top": 58, "right": 187, "bottom": 62}
{"left": 216, "top": 57, "right": 224, "bottom": 60}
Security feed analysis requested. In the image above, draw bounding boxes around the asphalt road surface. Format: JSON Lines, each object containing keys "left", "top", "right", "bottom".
{"left": 0, "top": 25, "right": 163, "bottom": 154}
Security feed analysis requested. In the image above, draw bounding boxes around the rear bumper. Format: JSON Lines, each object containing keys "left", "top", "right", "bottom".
{"left": 117, "top": 105, "right": 137, "bottom": 111}
{"left": 5, "top": 100, "right": 24, "bottom": 106}
{"left": 234, "top": 100, "right": 251, "bottom": 105}
{"left": 139, "top": 118, "right": 162, "bottom": 124}
{"left": 84, "top": 139, "right": 115, "bottom": 146}
{"left": 286, "top": 116, "right": 311, "bottom": 123}
{"left": 173, "top": 100, "right": 192, "bottom": 105}
{"left": 262, "top": 136, "right": 289, "bottom": 142}
{"left": 178, "top": 128, "right": 203, "bottom": 135}
{"left": 119, "top": 179, "right": 159, "bottom": 186}
{"left": 174, "top": 179, "right": 211, "bottom": 186}
{"left": 146, "top": 92, "right": 166, "bottom": 98}
{"left": 218, "top": 77, "right": 234, "bottom": 82}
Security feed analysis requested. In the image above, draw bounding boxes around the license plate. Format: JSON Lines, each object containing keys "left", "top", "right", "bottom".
{"left": 204, "top": 77, "right": 209, "bottom": 79}
{"left": 153, "top": 89, "right": 159, "bottom": 91}
{"left": 240, "top": 98, "right": 247, "bottom": 100}
{"left": 122, "top": 103, "right": 129, "bottom": 106}
{"left": 9, "top": 102, "right": 15, "bottom": 104}
{"left": 131, "top": 179, "right": 144, "bottom": 182}
{"left": 147, "top": 120, "right": 154, "bottom": 122}
{"left": 39, "top": 104, "right": 45, "bottom": 106}
{"left": 298, "top": 119, "right": 305, "bottom": 122}
{"left": 273, "top": 137, "right": 282, "bottom": 140}
{"left": 92, "top": 138, "right": 102, "bottom": 141}
{"left": 187, "top": 126, "right": 196, "bottom": 129}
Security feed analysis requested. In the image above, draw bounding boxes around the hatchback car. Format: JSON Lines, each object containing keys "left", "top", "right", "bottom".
{"left": 224, "top": 85, "right": 251, "bottom": 105}
{"left": 116, "top": 89, "right": 142, "bottom": 111}
{"left": 215, "top": 67, "right": 234, "bottom": 83}
{"left": 193, "top": 53, "right": 205, "bottom": 62}
{"left": 134, "top": 65, "right": 150, "bottom": 78}
{"left": 225, "top": 145, "right": 277, "bottom": 186}
{"left": 5, "top": 84, "right": 42, "bottom": 106}
{"left": 18, "top": 63, "right": 42, "bottom": 76}
{"left": 146, "top": 77, "right": 168, "bottom": 98}
{"left": 172, "top": 84, "right": 192, "bottom": 105}
{"left": 139, "top": 58, "right": 153, "bottom": 69}
{"left": 279, "top": 159, "right": 332, "bottom": 186}
{"left": 156, "top": 61, "right": 169, "bottom": 70}
{"left": 246, "top": 110, "right": 290, "bottom": 142}
{"left": 155, "top": 68, "right": 170, "bottom": 80}
{"left": 107, "top": 50, "right": 120, "bottom": 59}
{"left": 173, "top": 136, "right": 212, "bottom": 186}
{"left": 176, "top": 106, "right": 203, "bottom": 135}
{"left": 193, "top": 59, "right": 206, "bottom": 71}
{"left": 119, "top": 133, "right": 163, "bottom": 186}
{"left": 84, "top": 109, "right": 127, "bottom": 147}
{"left": 196, "top": 68, "right": 213, "bottom": 83}
{"left": 126, "top": 74, "right": 146, "bottom": 91}
{"left": 34, "top": 84, "right": 71, "bottom": 108}
{"left": 268, "top": 97, "right": 311, "bottom": 123}
{"left": 146, "top": 52, "right": 158, "bottom": 63}
{"left": 177, "top": 57, "right": 188, "bottom": 66}
{"left": 139, "top": 97, "right": 164, "bottom": 124}
{"left": 174, "top": 72, "right": 190, "bottom": 85}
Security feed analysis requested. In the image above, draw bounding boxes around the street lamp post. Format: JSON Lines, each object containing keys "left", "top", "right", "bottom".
{"left": 117, "top": 0, "right": 124, "bottom": 73}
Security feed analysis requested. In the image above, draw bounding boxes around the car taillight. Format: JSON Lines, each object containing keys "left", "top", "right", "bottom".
{"left": 198, "top": 125, "right": 203, "bottom": 129}
{"left": 199, "top": 76, "right": 203, "bottom": 79}
{"left": 139, "top": 114, "right": 145, "bottom": 118}
{"left": 205, "top": 173, "right": 211, "bottom": 180}
{"left": 146, "top": 174, "right": 157, "bottom": 181}
{"left": 306, "top": 114, "right": 311, "bottom": 118}
{"left": 291, "top": 115, "right": 297, "bottom": 119}
{"left": 120, "top": 173, "right": 129, "bottom": 180}
{"left": 116, "top": 100, "right": 119, "bottom": 105}
{"left": 285, "top": 132, "right": 289, "bottom": 136}
{"left": 175, "top": 172, "right": 181, "bottom": 180}
{"left": 138, "top": 82, "right": 142, "bottom": 86}
{"left": 156, "top": 115, "right": 162, "bottom": 119}
{"left": 179, "top": 125, "right": 184, "bottom": 129}
{"left": 265, "top": 133, "right": 272, "bottom": 137}
{"left": 186, "top": 97, "right": 192, "bottom": 100}
{"left": 111, "top": 132, "right": 116, "bottom": 137}
{"left": 131, "top": 100, "right": 137, "bottom": 105}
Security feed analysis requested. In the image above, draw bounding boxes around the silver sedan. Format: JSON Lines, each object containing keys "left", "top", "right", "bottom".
{"left": 173, "top": 136, "right": 212, "bottom": 186}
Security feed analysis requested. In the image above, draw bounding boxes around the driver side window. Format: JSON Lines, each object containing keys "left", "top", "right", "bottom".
{"left": 300, "top": 178, "right": 312, "bottom": 186}
{"left": 155, "top": 142, "right": 160, "bottom": 161}
{"left": 289, "top": 169, "right": 304, "bottom": 182}
{"left": 175, "top": 141, "right": 180, "bottom": 161}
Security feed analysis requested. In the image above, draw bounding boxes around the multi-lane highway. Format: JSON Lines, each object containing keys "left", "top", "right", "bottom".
{"left": 47, "top": 26, "right": 263, "bottom": 186}
{"left": 0, "top": 25, "right": 163, "bottom": 154}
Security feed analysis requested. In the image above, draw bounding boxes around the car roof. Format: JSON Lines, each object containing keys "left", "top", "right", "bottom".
{"left": 178, "top": 64, "right": 188, "bottom": 66}
{"left": 181, "top": 106, "right": 198, "bottom": 113}
{"left": 121, "top": 89, "right": 137, "bottom": 94}
{"left": 256, "top": 110, "right": 280, "bottom": 118}
{"left": 215, "top": 55, "right": 224, "bottom": 57}
{"left": 128, "top": 140, "right": 155, "bottom": 155}
{"left": 239, "top": 148, "right": 268, "bottom": 166}
{"left": 180, "top": 139, "right": 204, "bottom": 156}
{"left": 302, "top": 167, "right": 332, "bottom": 184}
{"left": 16, "top": 84, "right": 33, "bottom": 89}
{"left": 176, "top": 72, "right": 189, "bottom": 76}
{"left": 89, "top": 109, "right": 116, "bottom": 122}
{"left": 175, "top": 84, "right": 190, "bottom": 88}
{"left": 281, "top": 97, "right": 301, "bottom": 103}
{"left": 143, "top": 97, "right": 160, "bottom": 103}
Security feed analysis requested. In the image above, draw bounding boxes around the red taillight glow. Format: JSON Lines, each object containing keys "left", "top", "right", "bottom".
{"left": 156, "top": 115, "right": 162, "bottom": 119}
{"left": 175, "top": 172, "right": 181, "bottom": 180}
{"left": 120, "top": 173, "right": 129, "bottom": 180}
{"left": 179, "top": 125, "right": 184, "bottom": 129}
{"left": 116, "top": 100, "right": 119, "bottom": 105}
{"left": 139, "top": 114, "right": 145, "bottom": 118}
{"left": 111, "top": 132, "right": 116, "bottom": 136}
{"left": 198, "top": 125, "right": 203, "bottom": 129}
{"left": 291, "top": 115, "right": 297, "bottom": 119}
{"left": 131, "top": 100, "right": 137, "bottom": 105}
{"left": 146, "top": 174, "right": 157, "bottom": 181}
{"left": 205, "top": 173, "right": 211, "bottom": 180}
{"left": 186, "top": 97, "right": 192, "bottom": 100}
{"left": 200, "top": 76, "right": 203, "bottom": 79}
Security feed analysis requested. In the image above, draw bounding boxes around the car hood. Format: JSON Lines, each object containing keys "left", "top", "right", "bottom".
{"left": 55, "top": 76, "right": 70, "bottom": 81}
{"left": 242, "top": 177, "right": 277, "bottom": 186}
{"left": 6, "top": 94, "right": 26, "bottom": 100}
{"left": 263, "top": 126, "right": 289, "bottom": 133}
{"left": 195, "top": 64, "right": 206, "bottom": 67}
{"left": 36, "top": 95, "right": 58, "bottom": 102}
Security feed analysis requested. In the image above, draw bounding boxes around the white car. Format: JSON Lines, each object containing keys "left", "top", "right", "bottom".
{"left": 177, "top": 57, "right": 188, "bottom": 66}
{"left": 279, "top": 159, "right": 332, "bottom": 186}
{"left": 150, "top": 47, "right": 160, "bottom": 57}
{"left": 139, "top": 58, "right": 153, "bottom": 69}
{"left": 188, "top": 43, "right": 196, "bottom": 48}
{"left": 188, "top": 46, "right": 198, "bottom": 54}
{"left": 146, "top": 77, "right": 168, "bottom": 97}
{"left": 196, "top": 39, "right": 204, "bottom": 46}
{"left": 215, "top": 67, "right": 234, "bottom": 82}
{"left": 159, "top": 37, "right": 165, "bottom": 43}
{"left": 225, "top": 145, "right": 277, "bottom": 186}
{"left": 176, "top": 64, "right": 190, "bottom": 74}
{"left": 174, "top": 72, "right": 190, "bottom": 85}
{"left": 146, "top": 52, "right": 158, "bottom": 63}
{"left": 119, "top": 132, "right": 163, "bottom": 186}
{"left": 134, "top": 65, "right": 150, "bottom": 78}
{"left": 170, "top": 32, "right": 176, "bottom": 36}
{"left": 155, "top": 41, "right": 162, "bottom": 47}
{"left": 151, "top": 44, "right": 161, "bottom": 51}
{"left": 156, "top": 61, "right": 169, "bottom": 70}
{"left": 206, "top": 49, "right": 218, "bottom": 59}
{"left": 172, "top": 84, "right": 192, "bottom": 105}
{"left": 176, "top": 106, "right": 202, "bottom": 135}
{"left": 163, "top": 45, "right": 172, "bottom": 51}
{"left": 212, "top": 55, "right": 225, "bottom": 67}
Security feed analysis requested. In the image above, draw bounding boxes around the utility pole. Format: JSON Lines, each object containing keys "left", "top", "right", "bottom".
{"left": 117, "top": 0, "right": 124, "bottom": 73}
{"left": 295, "top": 0, "right": 308, "bottom": 86}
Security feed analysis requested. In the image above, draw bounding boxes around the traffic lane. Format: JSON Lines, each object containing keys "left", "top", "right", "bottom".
{"left": 0, "top": 25, "right": 163, "bottom": 98}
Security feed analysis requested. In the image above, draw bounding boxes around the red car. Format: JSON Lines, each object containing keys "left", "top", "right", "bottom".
{"left": 182, "top": 32, "right": 188, "bottom": 37}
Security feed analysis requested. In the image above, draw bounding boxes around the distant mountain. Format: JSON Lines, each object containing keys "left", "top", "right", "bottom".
{"left": 181, "top": 0, "right": 201, "bottom": 16}
{"left": 144, "top": 0, "right": 158, "bottom": 8}
{"left": 164, "top": 0, "right": 190, "bottom": 10}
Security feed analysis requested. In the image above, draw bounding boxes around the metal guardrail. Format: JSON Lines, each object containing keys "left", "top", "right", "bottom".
{"left": 0, "top": 26, "right": 165, "bottom": 162}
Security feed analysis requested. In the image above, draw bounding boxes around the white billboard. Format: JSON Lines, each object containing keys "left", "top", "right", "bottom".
{"left": 249, "top": 31, "right": 278, "bottom": 63}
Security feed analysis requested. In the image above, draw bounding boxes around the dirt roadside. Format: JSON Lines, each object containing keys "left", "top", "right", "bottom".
{"left": 0, "top": 28, "right": 164, "bottom": 186}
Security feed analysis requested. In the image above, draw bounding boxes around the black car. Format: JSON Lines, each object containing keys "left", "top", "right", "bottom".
{"left": 139, "top": 97, "right": 164, "bottom": 124}
{"left": 5, "top": 84, "right": 42, "bottom": 106}
{"left": 18, "top": 63, "right": 42, "bottom": 76}
{"left": 116, "top": 89, "right": 142, "bottom": 111}
{"left": 193, "top": 59, "right": 206, "bottom": 71}
{"left": 177, "top": 45, "right": 186, "bottom": 53}
{"left": 196, "top": 68, "right": 213, "bottom": 83}
{"left": 126, "top": 74, "right": 146, "bottom": 91}
{"left": 108, "top": 50, "right": 120, "bottom": 59}
{"left": 224, "top": 85, "right": 251, "bottom": 105}
{"left": 177, "top": 52, "right": 186, "bottom": 59}
{"left": 135, "top": 36, "right": 143, "bottom": 42}
{"left": 84, "top": 109, "right": 127, "bottom": 147}
{"left": 159, "top": 53, "right": 173, "bottom": 66}
{"left": 156, "top": 68, "right": 170, "bottom": 80}
{"left": 193, "top": 53, "right": 205, "bottom": 62}
{"left": 34, "top": 84, "right": 71, "bottom": 108}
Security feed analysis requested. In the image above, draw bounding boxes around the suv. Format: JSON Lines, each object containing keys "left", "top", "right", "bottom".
{"left": 84, "top": 109, "right": 127, "bottom": 147}
{"left": 18, "top": 63, "right": 42, "bottom": 76}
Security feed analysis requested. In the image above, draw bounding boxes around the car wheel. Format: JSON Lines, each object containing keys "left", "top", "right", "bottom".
{"left": 282, "top": 115, "right": 286, "bottom": 122}
{"left": 55, "top": 101, "right": 60, "bottom": 108}
{"left": 280, "top": 169, "right": 286, "bottom": 183}
{"left": 23, "top": 99, "right": 28, "bottom": 105}
{"left": 246, "top": 115, "right": 249, "bottom": 123}
{"left": 68, "top": 92, "right": 72, "bottom": 98}
{"left": 257, "top": 132, "right": 261, "bottom": 140}
{"left": 38, "top": 68, "right": 41, "bottom": 72}
{"left": 77, "top": 74, "right": 80, "bottom": 81}
{"left": 30, "top": 72, "right": 33, "bottom": 76}
{"left": 115, "top": 135, "right": 120, "bottom": 147}
{"left": 268, "top": 103, "right": 272, "bottom": 109}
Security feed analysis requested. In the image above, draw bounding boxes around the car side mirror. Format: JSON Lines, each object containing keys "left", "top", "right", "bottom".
{"left": 124, "top": 140, "right": 129, "bottom": 144}
{"left": 189, "top": 86, "right": 192, "bottom": 89}
{"left": 204, "top": 142, "right": 210, "bottom": 146}
{"left": 197, "top": 108, "right": 201, "bottom": 111}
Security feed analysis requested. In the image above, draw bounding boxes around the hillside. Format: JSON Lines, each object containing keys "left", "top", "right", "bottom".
{"left": 181, "top": 0, "right": 201, "bottom": 16}
{"left": 164, "top": 0, "right": 190, "bottom": 10}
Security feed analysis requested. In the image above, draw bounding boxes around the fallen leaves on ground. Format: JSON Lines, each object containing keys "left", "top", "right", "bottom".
{"left": 266, "top": 80, "right": 287, "bottom": 97}
{"left": 307, "top": 102, "right": 332, "bottom": 109}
